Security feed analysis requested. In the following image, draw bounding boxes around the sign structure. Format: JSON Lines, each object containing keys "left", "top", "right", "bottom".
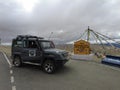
{"left": 74, "top": 40, "right": 90, "bottom": 55}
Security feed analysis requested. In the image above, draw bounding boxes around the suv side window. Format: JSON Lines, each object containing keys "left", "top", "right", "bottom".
{"left": 28, "top": 40, "right": 38, "bottom": 48}
{"left": 13, "top": 40, "right": 23, "bottom": 47}
{"left": 23, "top": 40, "right": 27, "bottom": 48}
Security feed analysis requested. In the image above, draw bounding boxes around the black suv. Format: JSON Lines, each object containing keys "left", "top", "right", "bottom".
{"left": 11, "top": 35, "right": 69, "bottom": 73}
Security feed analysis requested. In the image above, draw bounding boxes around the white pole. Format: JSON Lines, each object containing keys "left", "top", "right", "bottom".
{"left": 49, "top": 32, "right": 53, "bottom": 40}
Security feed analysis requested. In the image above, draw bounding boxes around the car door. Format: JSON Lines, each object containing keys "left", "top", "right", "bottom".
{"left": 22, "top": 40, "right": 42, "bottom": 63}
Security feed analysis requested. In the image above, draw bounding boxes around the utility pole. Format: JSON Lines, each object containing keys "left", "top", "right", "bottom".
{"left": 0, "top": 38, "right": 1, "bottom": 45}
{"left": 87, "top": 26, "right": 90, "bottom": 42}
{"left": 49, "top": 32, "right": 53, "bottom": 40}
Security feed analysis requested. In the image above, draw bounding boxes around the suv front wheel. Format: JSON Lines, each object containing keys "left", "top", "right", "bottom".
{"left": 13, "top": 56, "right": 22, "bottom": 67}
{"left": 43, "top": 60, "right": 56, "bottom": 74}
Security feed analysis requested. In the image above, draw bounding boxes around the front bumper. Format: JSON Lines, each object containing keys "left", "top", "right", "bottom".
{"left": 55, "top": 59, "right": 69, "bottom": 66}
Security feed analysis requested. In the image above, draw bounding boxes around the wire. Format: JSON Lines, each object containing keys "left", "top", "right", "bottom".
{"left": 92, "top": 31, "right": 106, "bottom": 51}
{"left": 95, "top": 31, "right": 120, "bottom": 45}
{"left": 91, "top": 31, "right": 99, "bottom": 44}
{"left": 76, "top": 30, "right": 87, "bottom": 41}
{"left": 96, "top": 33, "right": 115, "bottom": 48}
{"left": 48, "top": 32, "right": 53, "bottom": 40}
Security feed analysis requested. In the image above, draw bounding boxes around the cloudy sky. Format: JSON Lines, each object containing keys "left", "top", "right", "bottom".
{"left": 0, "top": 0, "right": 120, "bottom": 44}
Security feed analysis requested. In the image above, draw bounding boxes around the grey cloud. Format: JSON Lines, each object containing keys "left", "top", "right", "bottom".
{"left": 0, "top": 0, "right": 120, "bottom": 44}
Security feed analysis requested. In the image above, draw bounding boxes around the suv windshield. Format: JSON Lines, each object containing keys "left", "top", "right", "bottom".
{"left": 40, "top": 41, "right": 55, "bottom": 49}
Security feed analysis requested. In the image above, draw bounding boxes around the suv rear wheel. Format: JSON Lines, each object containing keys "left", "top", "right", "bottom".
{"left": 43, "top": 60, "right": 55, "bottom": 74}
{"left": 13, "top": 56, "right": 22, "bottom": 67}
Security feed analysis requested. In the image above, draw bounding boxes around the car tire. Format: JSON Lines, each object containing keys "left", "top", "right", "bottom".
{"left": 43, "top": 60, "right": 56, "bottom": 74}
{"left": 13, "top": 56, "right": 22, "bottom": 67}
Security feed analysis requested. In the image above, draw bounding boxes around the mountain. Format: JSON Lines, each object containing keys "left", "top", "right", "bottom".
{"left": 105, "top": 43, "right": 120, "bottom": 48}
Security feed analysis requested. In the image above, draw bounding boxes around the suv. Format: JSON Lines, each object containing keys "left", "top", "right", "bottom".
{"left": 11, "top": 35, "right": 69, "bottom": 73}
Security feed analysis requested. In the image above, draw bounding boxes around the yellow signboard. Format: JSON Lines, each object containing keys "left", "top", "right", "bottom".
{"left": 74, "top": 40, "right": 90, "bottom": 55}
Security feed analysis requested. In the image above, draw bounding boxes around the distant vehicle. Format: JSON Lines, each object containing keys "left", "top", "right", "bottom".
{"left": 11, "top": 35, "right": 69, "bottom": 73}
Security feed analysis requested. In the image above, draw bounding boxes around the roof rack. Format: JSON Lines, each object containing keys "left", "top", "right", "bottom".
{"left": 38, "top": 37, "right": 44, "bottom": 39}
{"left": 16, "top": 35, "right": 44, "bottom": 40}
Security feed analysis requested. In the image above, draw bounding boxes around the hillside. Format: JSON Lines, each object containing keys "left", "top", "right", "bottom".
{"left": 56, "top": 44, "right": 120, "bottom": 56}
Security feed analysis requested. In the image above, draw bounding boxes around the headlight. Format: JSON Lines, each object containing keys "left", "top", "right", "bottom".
{"left": 61, "top": 52, "right": 69, "bottom": 59}
{"left": 56, "top": 51, "right": 60, "bottom": 53}
{"left": 55, "top": 51, "right": 69, "bottom": 60}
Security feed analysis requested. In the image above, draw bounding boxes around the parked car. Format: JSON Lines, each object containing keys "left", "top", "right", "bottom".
{"left": 11, "top": 35, "right": 69, "bottom": 73}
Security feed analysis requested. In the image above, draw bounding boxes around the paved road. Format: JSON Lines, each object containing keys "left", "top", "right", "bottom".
{"left": 0, "top": 52, "right": 11, "bottom": 90}
{"left": 0, "top": 52, "right": 120, "bottom": 90}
